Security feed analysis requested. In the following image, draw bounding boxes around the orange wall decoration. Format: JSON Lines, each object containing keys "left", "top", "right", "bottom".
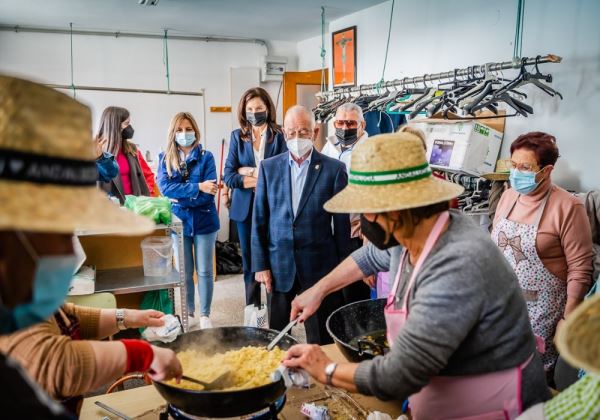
{"left": 332, "top": 26, "right": 357, "bottom": 88}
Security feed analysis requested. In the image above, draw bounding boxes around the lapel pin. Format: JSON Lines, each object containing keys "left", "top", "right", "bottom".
{"left": 315, "top": 164, "right": 320, "bottom": 170}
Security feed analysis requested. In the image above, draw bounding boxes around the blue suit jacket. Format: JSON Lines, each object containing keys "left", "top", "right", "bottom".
{"left": 251, "top": 150, "right": 352, "bottom": 293}
{"left": 223, "top": 128, "right": 287, "bottom": 222}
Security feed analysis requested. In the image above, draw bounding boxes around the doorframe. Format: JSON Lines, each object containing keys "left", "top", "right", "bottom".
{"left": 282, "top": 69, "right": 328, "bottom": 116}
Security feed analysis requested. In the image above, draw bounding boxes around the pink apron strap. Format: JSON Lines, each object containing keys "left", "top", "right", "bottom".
{"left": 501, "top": 194, "right": 520, "bottom": 221}
{"left": 503, "top": 188, "right": 552, "bottom": 224}
{"left": 401, "top": 211, "right": 450, "bottom": 310}
{"left": 532, "top": 189, "right": 552, "bottom": 228}
{"left": 388, "top": 250, "right": 407, "bottom": 303}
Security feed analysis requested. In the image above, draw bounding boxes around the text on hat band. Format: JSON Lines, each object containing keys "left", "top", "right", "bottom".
{"left": 0, "top": 148, "right": 97, "bottom": 186}
{"left": 349, "top": 162, "right": 432, "bottom": 185}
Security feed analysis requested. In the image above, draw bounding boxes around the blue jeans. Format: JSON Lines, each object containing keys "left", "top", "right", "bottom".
{"left": 173, "top": 232, "right": 217, "bottom": 316}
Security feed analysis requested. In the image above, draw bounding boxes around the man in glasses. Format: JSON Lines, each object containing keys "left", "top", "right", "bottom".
{"left": 322, "top": 103, "right": 369, "bottom": 172}
{"left": 252, "top": 106, "right": 351, "bottom": 345}
{"left": 321, "top": 104, "right": 372, "bottom": 304}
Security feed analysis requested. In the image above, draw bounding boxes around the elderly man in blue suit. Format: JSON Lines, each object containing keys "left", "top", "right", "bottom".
{"left": 251, "top": 105, "right": 352, "bottom": 344}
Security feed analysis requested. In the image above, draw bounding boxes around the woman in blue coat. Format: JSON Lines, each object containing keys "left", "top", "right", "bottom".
{"left": 224, "top": 87, "right": 287, "bottom": 307}
{"left": 157, "top": 112, "right": 220, "bottom": 329}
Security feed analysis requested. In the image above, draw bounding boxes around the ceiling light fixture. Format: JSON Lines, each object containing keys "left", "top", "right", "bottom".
{"left": 138, "top": 0, "right": 159, "bottom": 6}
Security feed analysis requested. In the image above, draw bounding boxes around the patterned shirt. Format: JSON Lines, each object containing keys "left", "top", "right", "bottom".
{"left": 544, "top": 374, "right": 600, "bottom": 419}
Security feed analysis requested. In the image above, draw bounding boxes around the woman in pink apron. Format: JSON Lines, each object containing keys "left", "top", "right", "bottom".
{"left": 284, "top": 133, "right": 550, "bottom": 419}
{"left": 491, "top": 132, "right": 593, "bottom": 380}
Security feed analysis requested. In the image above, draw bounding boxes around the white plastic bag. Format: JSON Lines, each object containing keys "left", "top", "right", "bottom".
{"left": 367, "top": 412, "right": 408, "bottom": 420}
{"left": 243, "top": 304, "right": 268, "bottom": 329}
{"left": 142, "top": 314, "right": 181, "bottom": 343}
{"left": 271, "top": 366, "right": 311, "bottom": 389}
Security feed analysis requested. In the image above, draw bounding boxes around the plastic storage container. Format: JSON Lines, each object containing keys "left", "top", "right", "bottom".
{"left": 141, "top": 236, "right": 173, "bottom": 277}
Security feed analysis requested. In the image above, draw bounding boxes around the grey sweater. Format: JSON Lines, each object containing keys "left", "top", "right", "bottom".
{"left": 352, "top": 211, "right": 550, "bottom": 408}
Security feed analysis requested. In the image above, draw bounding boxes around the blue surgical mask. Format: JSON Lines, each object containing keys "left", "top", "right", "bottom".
{"left": 176, "top": 132, "right": 196, "bottom": 147}
{"left": 509, "top": 168, "right": 543, "bottom": 195}
{"left": 0, "top": 233, "right": 78, "bottom": 333}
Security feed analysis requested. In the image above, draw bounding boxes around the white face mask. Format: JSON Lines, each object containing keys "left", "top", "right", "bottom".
{"left": 287, "top": 138, "right": 313, "bottom": 159}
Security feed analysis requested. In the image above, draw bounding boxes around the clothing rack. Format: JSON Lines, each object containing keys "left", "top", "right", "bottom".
{"left": 317, "top": 54, "right": 562, "bottom": 100}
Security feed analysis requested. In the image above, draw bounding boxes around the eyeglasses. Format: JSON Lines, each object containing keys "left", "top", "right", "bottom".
{"left": 333, "top": 119, "right": 359, "bottom": 129}
{"left": 284, "top": 129, "right": 312, "bottom": 138}
{"left": 500, "top": 159, "right": 541, "bottom": 172}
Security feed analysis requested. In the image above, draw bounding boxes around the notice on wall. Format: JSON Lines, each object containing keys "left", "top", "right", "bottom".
{"left": 430, "top": 139, "right": 455, "bottom": 167}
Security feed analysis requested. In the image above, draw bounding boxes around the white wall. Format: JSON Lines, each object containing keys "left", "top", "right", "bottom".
{"left": 297, "top": 34, "right": 329, "bottom": 72}
{"left": 297, "top": 0, "right": 600, "bottom": 192}
{"left": 0, "top": 31, "right": 296, "bottom": 239}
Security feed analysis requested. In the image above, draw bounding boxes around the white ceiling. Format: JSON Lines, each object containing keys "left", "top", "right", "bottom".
{"left": 0, "top": 0, "right": 386, "bottom": 42}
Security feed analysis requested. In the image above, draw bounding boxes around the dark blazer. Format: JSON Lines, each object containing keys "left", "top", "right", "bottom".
{"left": 251, "top": 150, "right": 352, "bottom": 293}
{"left": 99, "top": 147, "right": 150, "bottom": 204}
{"left": 223, "top": 128, "right": 287, "bottom": 222}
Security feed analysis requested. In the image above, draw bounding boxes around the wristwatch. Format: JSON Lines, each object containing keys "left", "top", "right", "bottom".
{"left": 325, "top": 362, "right": 338, "bottom": 386}
{"left": 115, "top": 308, "right": 127, "bottom": 330}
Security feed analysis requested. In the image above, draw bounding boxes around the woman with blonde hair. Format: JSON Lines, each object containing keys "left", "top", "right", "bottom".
{"left": 157, "top": 112, "right": 220, "bottom": 329}
{"left": 97, "top": 106, "right": 156, "bottom": 203}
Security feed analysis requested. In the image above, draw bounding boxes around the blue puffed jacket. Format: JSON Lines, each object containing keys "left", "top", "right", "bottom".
{"left": 157, "top": 145, "right": 220, "bottom": 236}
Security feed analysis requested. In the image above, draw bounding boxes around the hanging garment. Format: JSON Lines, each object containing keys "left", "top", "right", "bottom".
{"left": 386, "top": 211, "right": 532, "bottom": 420}
{"left": 363, "top": 111, "right": 404, "bottom": 136}
{"left": 491, "top": 191, "right": 566, "bottom": 375}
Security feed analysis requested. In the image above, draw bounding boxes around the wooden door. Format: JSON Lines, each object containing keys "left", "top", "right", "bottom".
{"left": 283, "top": 69, "right": 328, "bottom": 150}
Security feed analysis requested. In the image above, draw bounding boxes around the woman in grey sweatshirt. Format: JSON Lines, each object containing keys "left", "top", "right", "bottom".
{"left": 285, "top": 210, "right": 551, "bottom": 413}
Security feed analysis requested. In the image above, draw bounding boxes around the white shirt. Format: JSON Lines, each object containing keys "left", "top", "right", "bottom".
{"left": 321, "top": 131, "right": 369, "bottom": 175}
{"left": 321, "top": 131, "right": 369, "bottom": 235}
{"left": 252, "top": 127, "right": 268, "bottom": 176}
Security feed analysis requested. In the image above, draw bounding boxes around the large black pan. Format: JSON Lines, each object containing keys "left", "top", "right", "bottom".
{"left": 152, "top": 326, "right": 297, "bottom": 418}
{"left": 326, "top": 298, "right": 387, "bottom": 362}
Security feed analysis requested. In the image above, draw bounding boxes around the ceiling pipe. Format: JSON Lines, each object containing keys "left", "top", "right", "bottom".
{"left": 48, "top": 83, "right": 203, "bottom": 96}
{"left": 0, "top": 24, "right": 269, "bottom": 54}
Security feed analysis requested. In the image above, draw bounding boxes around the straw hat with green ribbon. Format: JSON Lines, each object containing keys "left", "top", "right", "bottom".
{"left": 0, "top": 75, "right": 153, "bottom": 235}
{"left": 481, "top": 159, "right": 511, "bottom": 182}
{"left": 324, "top": 133, "right": 464, "bottom": 214}
{"left": 555, "top": 293, "right": 600, "bottom": 375}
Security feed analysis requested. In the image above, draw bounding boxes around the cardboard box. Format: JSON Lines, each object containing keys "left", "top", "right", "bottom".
{"left": 411, "top": 115, "right": 505, "bottom": 176}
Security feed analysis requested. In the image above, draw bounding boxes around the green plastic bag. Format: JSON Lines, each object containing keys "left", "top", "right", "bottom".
{"left": 124, "top": 196, "right": 172, "bottom": 225}
{"left": 139, "top": 289, "right": 174, "bottom": 333}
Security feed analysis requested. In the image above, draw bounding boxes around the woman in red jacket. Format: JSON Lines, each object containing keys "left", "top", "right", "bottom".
{"left": 97, "top": 106, "right": 157, "bottom": 203}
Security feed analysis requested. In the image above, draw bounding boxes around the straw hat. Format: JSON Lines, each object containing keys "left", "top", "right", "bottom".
{"left": 0, "top": 75, "right": 153, "bottom": 234}
{"left": 555, "top": 293, "right": 600, "bottom": 375}
{"left": 324, "top": 133, "right": 464, "bottom": 214}
{"left": 481, "top": 159, "right": 510, "bottom": 181}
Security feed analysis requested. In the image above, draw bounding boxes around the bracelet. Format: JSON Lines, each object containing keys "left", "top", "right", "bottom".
{"left": 121, "top": 339, "right": 154, "bottom": 373}
{"left": 325, "top": 362, "right": 338, "bottom": 386}
{"left": 115, "top": 308, "right": 127, "bottom": 330}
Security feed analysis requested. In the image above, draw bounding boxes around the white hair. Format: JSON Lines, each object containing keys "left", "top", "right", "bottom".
{"left": 285, "top": 105, "right": 316, "bottom": 129}
{"left": 335, "top": 103, "right": 364, "bottom": 122}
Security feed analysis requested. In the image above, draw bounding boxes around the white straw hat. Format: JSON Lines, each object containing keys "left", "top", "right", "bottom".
{"left": 324, "top": 133, "right": 464, "bottom": 214}
{"left": 0, "top": 75, "right": 153, "bottom": 235}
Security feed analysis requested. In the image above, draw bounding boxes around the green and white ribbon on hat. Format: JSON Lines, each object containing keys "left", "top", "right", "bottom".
{"left": 349, "top": 163, "right": 432, "bottom": 185}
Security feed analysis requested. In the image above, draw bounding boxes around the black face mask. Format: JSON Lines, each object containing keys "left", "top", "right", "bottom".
{"left": 122, "top": 124, "right": 135, "bottom": 140}
{"left": 335, "top": 128, "right": 358, "bottom": 147}
{"left": 247, "top": 111, "right": 268, "bottom": 127}
{"left": 360, "top": 215, "right": 399, "bottom": 250}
